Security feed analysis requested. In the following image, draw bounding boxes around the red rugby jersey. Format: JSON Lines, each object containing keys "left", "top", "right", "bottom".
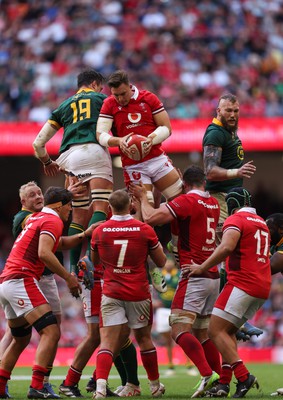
{"left": 99, "top": 85, "right": 166, "bottom": 166}
{"left": 2, "top": 208, "right": 63, "bottom": 281}
{"left": 91, "top": 215, "right": 159, "bottom": 301}
{"left": 223, "top": 208, "right": 271, "bottom": 299}
{"left": 166, "top": 190, "right": 220, "bottom": 279}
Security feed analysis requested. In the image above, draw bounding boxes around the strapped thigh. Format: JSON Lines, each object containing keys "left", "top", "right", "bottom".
{"left": 91, "top": 189, "right": 112, "bottom": 204}
{"left": 169, "top": 311, "right": 196, "bottom": 326}
{"left": 33, "top": 311, "right": 57, "bottom": 333}
{"left": 11, "top": 324, "right": 32, "bottom": 337}
{"left": 72, "top": 196, "right": 90, "bottom": 210}
{"left": 161, "top": 178, "right": 183, "bottom": 200}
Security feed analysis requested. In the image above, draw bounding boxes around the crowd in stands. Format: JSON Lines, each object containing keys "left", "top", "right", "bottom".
{"left": 1, "top": 0, "right": 283, "bottom": 121}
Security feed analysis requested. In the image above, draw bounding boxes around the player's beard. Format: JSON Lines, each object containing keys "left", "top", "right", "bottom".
{"left": 220, "top": 116, "right": 238, "bottom": 134}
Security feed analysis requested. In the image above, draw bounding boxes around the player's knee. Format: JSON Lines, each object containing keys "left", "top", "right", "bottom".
{"left": 193, "top": 317, "right": 210, "bottom": 330}
{"left": 161, "top": 179, "right": 183, "bottom": 200}
{"left": 33, "top": 311, "right": 58, "bottom": 335}
{"left": 72, "top": 196, "right": 90, "bottom": 210}
{"left": 207, "top": 326, "right": 216, "bottom": 341}
{"left": 10, "top": 324, "right": 32, "bottom": 338}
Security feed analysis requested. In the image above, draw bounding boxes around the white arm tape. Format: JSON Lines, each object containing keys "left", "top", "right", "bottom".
{"left": 33, "top": 122, "right": 57, "bottom": 158}
{"left": 148, "top": 126, "right": 170, "bottom": 145}
{"left": 227, "top": 169, "right": 239, "bottom": 178}
{"left": 97, "top": 117, "right": 112, "bottom": 140}
{"left": 98, "top": 132, "right": 112, "bottom": 147}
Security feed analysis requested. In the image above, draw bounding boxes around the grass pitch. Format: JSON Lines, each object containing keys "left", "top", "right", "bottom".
{"left": 8, "top": 363, "right": 283, "bottom": 399}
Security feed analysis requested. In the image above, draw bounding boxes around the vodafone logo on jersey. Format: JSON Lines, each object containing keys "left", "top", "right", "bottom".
{"left": 128, "top": 113, "right": 141, "bottom": 123}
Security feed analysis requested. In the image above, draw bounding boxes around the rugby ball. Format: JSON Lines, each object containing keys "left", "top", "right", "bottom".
{"left": 123, "top": 134, "right": 148, "bottom": 161}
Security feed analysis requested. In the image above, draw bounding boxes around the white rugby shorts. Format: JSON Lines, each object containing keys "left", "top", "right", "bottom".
{"left": 0, "top": 277, "right": 48, "bottom": 319}
{"left": 124, "top": 154, "right": 174, "bottom": 185}
{"left": 100, "top": 294, "right": 152, "bottom": 329}
{"left": 80, "top": 280, "right": 102, "bottom": 324}
{"left": 212, "top": 283, "right": 265, "bottom": 328}
{"left": 56, "top": 143, "right": 113, "bottom": 183}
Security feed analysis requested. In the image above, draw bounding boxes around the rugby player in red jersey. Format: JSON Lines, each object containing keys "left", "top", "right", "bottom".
{"left": 90, "top": 189, "right": 166, "bottom": 399}
{"left": 96, "top": 69, "right": 182, "bottom": 204}
{"left": 0, "top": 187, "right": 84, "bottom": 399}
{"left": 186, "top": 187, "right": 270, "bottom": 398}
{"left": 96, "top": 69, "right": 183, "bottom": 268}
{"left": 130, "top": 165, "right": 221, "bottom": 398}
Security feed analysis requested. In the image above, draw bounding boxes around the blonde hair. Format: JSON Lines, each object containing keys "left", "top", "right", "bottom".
{"left": 19, "top": 181, "right": 39, "bottom": 201}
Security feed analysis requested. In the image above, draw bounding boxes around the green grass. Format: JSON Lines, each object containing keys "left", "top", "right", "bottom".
{"left": 8, "top": 363, "right": 283, "bottom": 399}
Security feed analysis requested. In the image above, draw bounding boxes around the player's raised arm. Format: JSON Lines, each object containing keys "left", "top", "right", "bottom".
{"left": 33, "top": 121, "right": 60, "bottom": 176}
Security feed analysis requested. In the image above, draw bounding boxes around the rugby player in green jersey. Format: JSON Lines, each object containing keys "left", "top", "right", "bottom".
{"left": 203, "top": 93, "right": 256, "bottom": 248}
{"left": 202, "top": 93, "right": 261, "bottom": 341}
{"left": 33, "top": 70, "right": 113, "bottom": 274}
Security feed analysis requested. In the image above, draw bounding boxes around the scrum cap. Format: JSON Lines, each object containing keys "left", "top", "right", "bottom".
{"left": 225, "top": 187, "right": 252, "bottom": 215}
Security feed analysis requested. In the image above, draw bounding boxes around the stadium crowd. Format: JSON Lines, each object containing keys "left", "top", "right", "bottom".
{"left": 1, "top": 0, "right": 283, "bottom": 121}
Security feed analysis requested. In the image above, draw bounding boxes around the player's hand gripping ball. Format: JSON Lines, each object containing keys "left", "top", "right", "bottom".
{"left": 122, "top": 134, "right": 149, "bottom": 161}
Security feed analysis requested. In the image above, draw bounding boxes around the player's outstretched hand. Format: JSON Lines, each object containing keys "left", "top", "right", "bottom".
{"left": 85, "top": 221, "right": 105, "bottom": 237}
{"left": 181, "top": 262, "right": 204, "bottom": 278}
{"left": 67, "top": 273, "right": 82, "bottom": 298}
{"left": 129, "top": 181, "right": 147, "bottom": 200}
{"left": 67, "top": 178, "right": 88, "bottom": 198}
{"left": 142, "top": 136, "right": 153, "bottom": 156}
{"left": 238, "top": 160, "right": 256, "bottom": 179}
{"left": 44, "top": 160, "right": 60, "bottom": 177}
{"left": 119, "top": 132, "right": 135, "bottom": 157}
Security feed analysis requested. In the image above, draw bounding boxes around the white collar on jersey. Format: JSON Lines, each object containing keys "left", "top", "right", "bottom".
{"left": 41, "top": 206, "right": 59, "bottom": 217}
{"left": 130, "top": 84, "right": 139, "bottom": 100}
{"left": 110, "top": 214, "right": 134, "bottom": 221}
{"left": 187, "top": 189, "right": 210, "bottom": 198}
{"left": 236, "top": 207, "right": 257, "bottom": 214}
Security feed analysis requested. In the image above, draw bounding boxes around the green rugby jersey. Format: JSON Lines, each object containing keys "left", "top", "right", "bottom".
{"left": 203, "top": 118, "right": 244, "bottom": 193}
{"left": 48, "top": 88, "right": 107, "bottom": 154}
{"left": 12, "top": 208, "right": 32, "bottom": 239}
{"left": 270, "top": 237, "right": 283, "bottom": 256}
